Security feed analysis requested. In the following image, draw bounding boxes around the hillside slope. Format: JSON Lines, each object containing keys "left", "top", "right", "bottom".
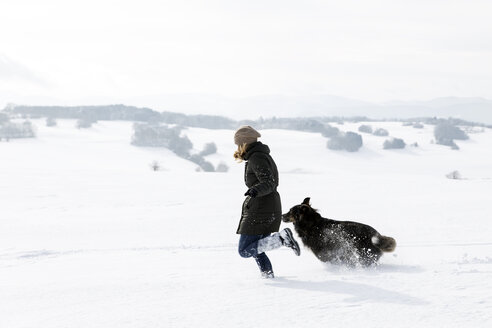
{"left": 1, "top": 120, "right": 491, "bottom": 327}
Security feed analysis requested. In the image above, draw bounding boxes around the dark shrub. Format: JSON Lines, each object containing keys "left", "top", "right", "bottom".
{"left": 383, "top": 138, "right": 406, "bottom": 149}
{"left": 169, "top": 135, "right": 193, "bottom": 157}
{"left": 188, "top": 154, "right": 204, "bottom": 165}
{"left": 373, "top": 128, "right": 389, "bottom": 136}
{"left": 446, "top": 171, "right": 462, "bottom": 179}
{"left": 188, "top": 154, "right": 215, "bottom": 172}
{"left": 358, "top": 125, "right": 373, "bottom": 134}
{"left": 321, "top": 124, "right": 340, "bottom": 138}
{"left": 199, "top": 142, "right": 217, "bottom": 156}
{"left": 434, "top": 123, "right": 468, "bottom": 149}
{"left": 199, "top": 161, "right": 215, "bottom": 172}
{"left": 76, "top": 118, "right": 96, "bottom": 129}
{"left": 435, "top": 137, "right": 460, "bottom": 150}
{"left": 434, "top": 123, "right": 468, "bottom": 141}
{"left": 150, "top": 161, "right": 161, "bottom": 171}
{"left": 327, "top": 132, "right": 363, "bottom": 152}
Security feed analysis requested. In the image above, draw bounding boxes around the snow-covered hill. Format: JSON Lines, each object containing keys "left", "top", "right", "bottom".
{"left": 1, "top": 120, "right": 491, "bottom": 327}
{"left": 124, "top": 94, "right": 492, "bottom": 124}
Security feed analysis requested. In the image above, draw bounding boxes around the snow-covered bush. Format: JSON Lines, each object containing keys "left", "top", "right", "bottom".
{"left": 373, "top": 128, "right": 389, "bottom": 136}
{"left": 132, "top": 123, "right": 218, "bottom": 172}
{"left": 189, "top": 154, "right": 215, "bottom": 172}
{"left": 358, "top": 125, "right": 373, "bottom": 134}
{"left": 253, "top": 117, "right": 346, "bottom": 138}
{"left": 463, "top": 126, "right": 485, "bottom": 134}
{"left": 446, "top": 170, "right": 462, "bottom": 180}
{"left": 199, "top": 161, "right": 215, "bottom": 172}
{"left": 76, "top": 118, "right": 96, "bottom": 129}
{"left": 413, "top": 123, "right": 424, "bottom": 129}
{"left": 439, "top": 139, "right": 460, "bottom": 150}
{"left": 0, "top": 113, "right": 9, "bottom": 124}
{"left": 434, "top": 123, "right": 468, "bottom": 149}
{"left": 383, "top": 138, "right": 406, "bottom": 149}
{"left": 46, "top": 117, "right": 57, "bottom": 127}
{"left": 216, "top": 162, "right": 229, "bottom": 172}
{"left": 133, "top": 123, "right": 176, "bottom": 147}
{"left": 150, "top": 161, "right": 161, "bottom": 171}
{"left": 253, "top": 117, "right": 326, "bottom": 134}
{"left": 199, "top": 142, "right": 217, "bottom": 156}
{"left": 321, "top": 124, "right": 340, "bottom": 138}
{"left": 189, "top": 154, "right": 204, "bottom": 165}
{"left": 0, "top": 121, "right": 35, "bottom": 140}
{"left": 169, "top": 135, "right": 193, "bottom": 157}
{"left": 286, "top": 118, "right": 326, "bottom": 133}
{"left": 132, "top": 123, "right": 193, "bottom": 157}
{"left": 327, "top": 132, "right": 363, "bottom": 152}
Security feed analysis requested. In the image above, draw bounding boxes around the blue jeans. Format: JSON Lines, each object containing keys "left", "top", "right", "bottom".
{"left": 238, "top": 234, "right": 273, "bottom": 273}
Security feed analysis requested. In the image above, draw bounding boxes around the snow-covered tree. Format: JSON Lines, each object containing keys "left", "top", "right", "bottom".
{"left": 0, "top": 120, "right": 35, "bottom": 140}
{"left": 434, "top": 123, "right": 468, "bottom": 150}
{"left": 76, "top": 118, "right": 96, "bottom": 129}
{"left": 373, "top": 128, "right": 389, "bottom": 136}
{"left": 358, "top": 125, "right": 373, "bottom": 134}
{"left": 199, "top": 142, "right": 217, "bottom": 156}
{"left": 327, "top": 132, "right": 363, "bottom": 152}
{"left": 383, "top": 138, "right": 406, "bottom": 149}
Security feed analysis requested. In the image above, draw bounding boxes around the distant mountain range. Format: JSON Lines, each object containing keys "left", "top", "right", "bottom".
{"left": 381, "top": 97, "right": 492, "bottom": 124}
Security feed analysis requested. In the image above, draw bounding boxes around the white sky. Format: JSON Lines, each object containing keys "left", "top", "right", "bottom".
{"left": 1, "top": 0, "right": 491, "bottom": 109}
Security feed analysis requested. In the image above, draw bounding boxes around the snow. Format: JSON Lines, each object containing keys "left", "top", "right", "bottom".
{"left": 1, "top": 119, "right": 492, "bottom": 327}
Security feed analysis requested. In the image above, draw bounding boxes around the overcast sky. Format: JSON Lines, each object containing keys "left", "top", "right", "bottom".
{"left": 1, "top": 0, "right": 491, "bottom": 111}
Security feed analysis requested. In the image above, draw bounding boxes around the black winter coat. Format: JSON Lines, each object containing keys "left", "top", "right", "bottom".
{"left": 236, "top": 142, "right": 282, "bottom": 235}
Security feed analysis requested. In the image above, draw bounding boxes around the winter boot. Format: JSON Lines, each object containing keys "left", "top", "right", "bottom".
{"left": 279, "top": 228, "right": 301, "bottom": 256}
{"left": 261, "top": 270, "right": 275, "bottom": 279}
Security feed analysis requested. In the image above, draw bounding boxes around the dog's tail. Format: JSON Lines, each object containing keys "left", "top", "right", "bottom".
{"left": 372, "top": 234, "right": 396, "bottom": 252}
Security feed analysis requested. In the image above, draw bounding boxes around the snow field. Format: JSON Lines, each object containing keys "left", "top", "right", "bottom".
{"left": 1, "top": 119, "right": 492, "bottom": 327}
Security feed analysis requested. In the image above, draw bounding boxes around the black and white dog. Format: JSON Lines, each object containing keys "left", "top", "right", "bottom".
{"left": 282, "top": 198, "right": 396, "bottom": 266}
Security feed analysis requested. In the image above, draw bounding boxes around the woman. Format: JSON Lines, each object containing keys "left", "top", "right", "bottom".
{"left": 234, "top": 126, "right": 300, "bottom": 279}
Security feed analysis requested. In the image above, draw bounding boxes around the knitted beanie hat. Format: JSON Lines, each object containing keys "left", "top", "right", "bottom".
{"left": 234, "top": 125, "right": 261, "bottom": 146}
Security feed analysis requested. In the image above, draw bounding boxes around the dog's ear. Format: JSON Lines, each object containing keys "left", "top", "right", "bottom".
{"left": 302, "top": 197, "right": 311, "bottom": 206}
